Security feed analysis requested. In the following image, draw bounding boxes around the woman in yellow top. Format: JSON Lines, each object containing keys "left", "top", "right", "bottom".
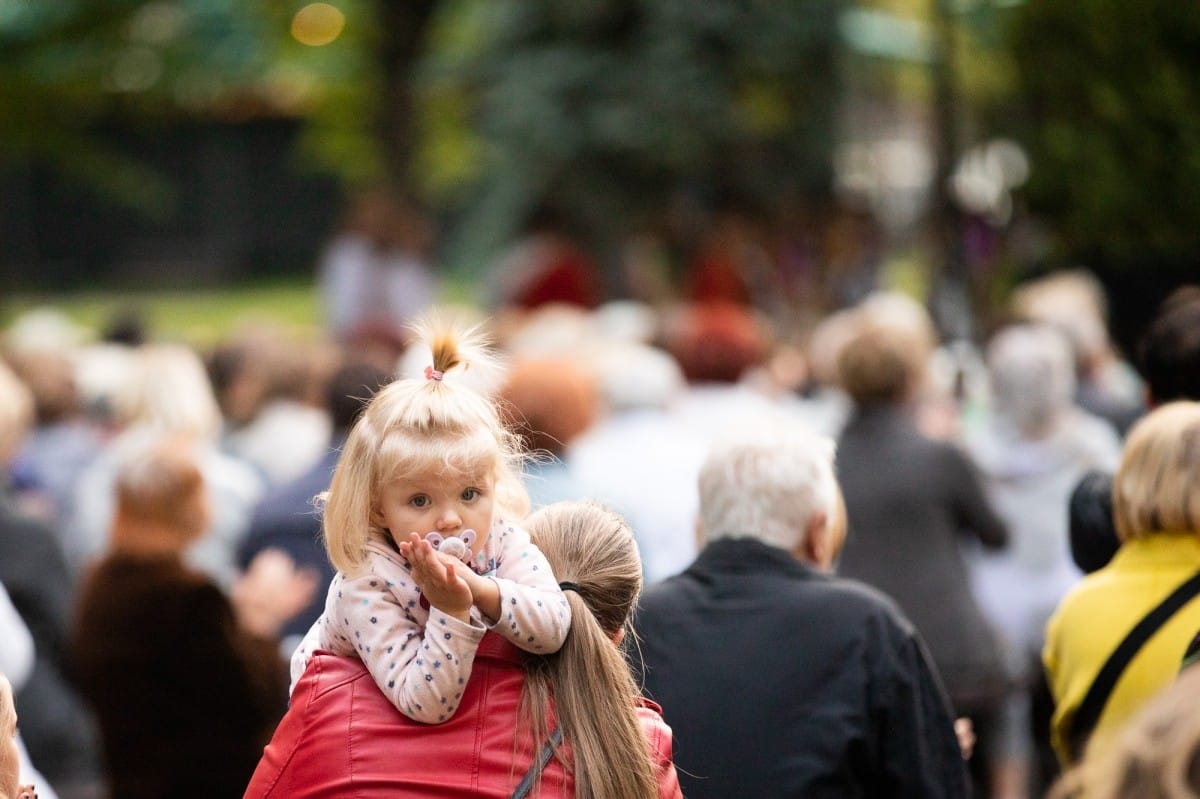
{"left": 1043, "top": 401, "right": 1200, "bottom": 767}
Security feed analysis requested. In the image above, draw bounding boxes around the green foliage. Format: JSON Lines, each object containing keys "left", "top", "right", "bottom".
{"left": 0, "top": 0, "right": 383, "bottom": 215}
{"left": 1007, "top": 0, "right": 1200, "bottom": 262}
{"left": 414, "top": 0, "right": 847, "bottom": 272}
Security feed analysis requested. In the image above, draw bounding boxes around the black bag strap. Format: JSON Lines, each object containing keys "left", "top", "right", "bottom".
{"left": 1067, "top": 569, "right": 1200, "bottom": 761}
{"left": 510, "top": 726, "right": 563, "bottom": 799}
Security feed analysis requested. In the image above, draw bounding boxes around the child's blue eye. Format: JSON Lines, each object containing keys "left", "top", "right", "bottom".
{"left": 462, "top": 488, "right": 480, "bottom": 501}
{"left": 410, "top": 495, "right": 430, "bottom": 508}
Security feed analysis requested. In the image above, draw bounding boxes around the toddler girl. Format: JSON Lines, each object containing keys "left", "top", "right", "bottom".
{"left": 291, "top": 318, "right": 571, "bottom": 723}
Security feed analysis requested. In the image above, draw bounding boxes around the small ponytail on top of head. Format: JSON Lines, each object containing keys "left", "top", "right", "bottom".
{"left": 407, "top": 313, "right": 499, "bottom": 390}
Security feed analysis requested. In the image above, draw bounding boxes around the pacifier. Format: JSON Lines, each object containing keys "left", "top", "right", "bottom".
{"left": 425, "top": 529, "right": 476, "bottom": 562}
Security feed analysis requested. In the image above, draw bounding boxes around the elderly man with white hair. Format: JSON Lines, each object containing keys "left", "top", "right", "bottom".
{"left": 633, "top": 418, "right": 969, "bottom": 799}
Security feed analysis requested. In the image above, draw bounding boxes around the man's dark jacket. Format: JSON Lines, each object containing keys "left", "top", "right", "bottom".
{"left": 633, "top": 537, "right": 969, "bottom": 799}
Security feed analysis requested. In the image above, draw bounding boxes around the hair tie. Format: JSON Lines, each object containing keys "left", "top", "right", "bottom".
{"left": 424, "top": 365, "right": 444, "bottom": 381}
{"left": 558, "top": 581, "right": 583, "bottom": 594}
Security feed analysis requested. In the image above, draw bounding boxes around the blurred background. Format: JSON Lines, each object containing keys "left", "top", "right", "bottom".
{"left": 2, "top": 6, "right": 1199, "bottom": 798}
{"left": 0, "top": 0, "right": 1197, "bottom": 350}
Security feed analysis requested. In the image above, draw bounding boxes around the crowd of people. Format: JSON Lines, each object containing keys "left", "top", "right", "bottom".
{"left": 2, "top": 206, "right": 1200, "bottom": 798}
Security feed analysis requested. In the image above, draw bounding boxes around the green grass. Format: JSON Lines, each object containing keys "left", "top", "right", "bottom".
{"left": 1, "top": 274, "right": 482, "bottom": 349}
{"left": 1, "top": 279, "right": 323, "bottom": 349}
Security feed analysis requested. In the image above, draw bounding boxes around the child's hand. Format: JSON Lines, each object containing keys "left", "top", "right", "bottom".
{"left": 399, "top": 533, "right": 474, "bottom": 622}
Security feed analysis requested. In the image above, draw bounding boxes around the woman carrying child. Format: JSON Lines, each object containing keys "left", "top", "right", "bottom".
{"left": 247, "top": 499, "right": 680, "bottom": 798}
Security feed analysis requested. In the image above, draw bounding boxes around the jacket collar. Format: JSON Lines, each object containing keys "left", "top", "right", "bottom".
{"left": 688, "top": 536, "right": 819, "bottom": 580}
{"left": 1108, "top": 533, "right": 1200, "bottom": 572}
{"left": 846, "top": 402, "right": 914, "bottom": 428}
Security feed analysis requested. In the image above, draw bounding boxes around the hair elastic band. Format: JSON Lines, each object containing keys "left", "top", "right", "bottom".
{"left": 424, "top": 365, "right": 444, "bottom": 381}
{"left": 558, "top": 581, "right": 583, "bottom": 594}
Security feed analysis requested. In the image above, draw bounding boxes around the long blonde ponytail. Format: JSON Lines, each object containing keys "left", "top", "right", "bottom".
{"left": 521, "top": 501, "right": 659, "bottom": 799}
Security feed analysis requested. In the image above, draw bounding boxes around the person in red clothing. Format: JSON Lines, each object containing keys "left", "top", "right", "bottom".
{"left": 245, "top": 499, "right": 682, "bottom": 799}
{"left": 486, "top": 206, "right": 604, "bottom": 313}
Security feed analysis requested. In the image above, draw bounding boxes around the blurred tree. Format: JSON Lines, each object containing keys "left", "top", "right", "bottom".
{"left": 411, "top": 0, "right": 847, "bottom": 277}
{"left": 1006, "top": 0, "right": 1200, "bottom": 263}
{"left": 0, "top": 0, "right": 386, "bottom": 216}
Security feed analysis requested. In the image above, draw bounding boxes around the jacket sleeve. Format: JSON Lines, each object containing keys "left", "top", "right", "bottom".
{"left": 943, "top": 444, "right": 1008, "bottom": 549}
{"left": 870, "top": 615, "right": 971, "bottom": 798}
{"left": 288, "top": 609, "right": 328, "bottom": 694}
{"left": 327, "top": 569, "right": 486, "bottom": 724}
{"left": 637, "top": 704, "right": 684, "bottom": 799}
{"left": 489, "top": 520, "right": 572, "bottom": 655}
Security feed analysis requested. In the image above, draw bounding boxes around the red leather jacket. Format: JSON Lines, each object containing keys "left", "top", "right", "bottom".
{"left": 245, "top": 633, "right": 681, "bottom": 799}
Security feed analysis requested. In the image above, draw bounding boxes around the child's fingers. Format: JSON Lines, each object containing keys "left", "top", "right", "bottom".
{"left": 397, "top": 531, "right": 421, "bottom": 558}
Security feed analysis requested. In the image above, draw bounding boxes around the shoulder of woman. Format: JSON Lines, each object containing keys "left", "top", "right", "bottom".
{"left": 634, "top": 699, "right": 676, "bottom": 756}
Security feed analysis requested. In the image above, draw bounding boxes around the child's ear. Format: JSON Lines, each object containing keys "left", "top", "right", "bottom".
{"left": 369, "top": 504, "right": 386, "bottom": 529}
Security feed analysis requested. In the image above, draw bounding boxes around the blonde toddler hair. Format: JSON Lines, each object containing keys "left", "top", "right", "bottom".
{"left": 322, "top": 316, "right": 530, "bottom": 575}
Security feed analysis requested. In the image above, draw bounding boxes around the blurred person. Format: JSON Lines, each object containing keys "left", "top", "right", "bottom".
{"left": 963, "top": 322, "right": 1123, "bottom": 798}
{"left": 0, "top": 359, "right": 101, "bottom": 799}
{"left": 246, "top": 499, "right": 681, "bottom": 799}
{"left": 4, "top": 348, "right": 105, "bottom": 529}
{"left": 207, "top": 325, "right": 333, "bottom": 487}
{"left": 0, "top": 583, "right": 57, "bottom": 799}
{"left": 1010, "top": 269, "right": 1145, "bottom": 435}
{"left": 854, "top": 290, "right": 963, "bottom": 440}
{"left": 633, "top": 418, "right": 969, "bottom": 798}
{"left": 288, "top": 318, "right": 570, "bottom": 725}
{"left": 70, "top": 342, "right": 140, "bottom": 439}
{"left": 71, "top": 434, "right": 312, "bottom": 799}
{"left": 834, "top": 316, "right": 1010, "bottom": 795}
{"left": 570, "top": 341, "right": 706, "bottom": 584}
{"left": 793, "top": 305, "right": 859, "bottom": 437}
{"left": 236, "top": 358, "right": 394, "bottom": 654}
{"left": 317, "top": 186, "right": 439, "bottom": 366}
{"left": 822, "top": 206, "right": 884, "bottom": 309}
{"left": 2, "top": 308, "right": 89, "bottom": 355}
{"left": 65, "top": 342, "right": 266, "bottom": 589}
{"left": 661, "top": 301, "right": 783, "bottom": 444}
{"left": 1043, "top": 401, "right": 1200, "bottom": 768}
{"left": 1069, "top": 286, "right": 1200, "bottom": 575}
{"left": 682, "top": 202, "right": 781, "bottom": 312}
{"left": 498, "top": 355, "right": 599, "bottom": 509}
{"left": 617, "top": 227, "right": 676, "bottom": 307}
{"left": 768, "top": 197, "right": 825, "bottom": 321}
{"left": 97, "top": 307, "right": 147, "bottom": 349}
{"left": 1048, "top": 664, "right": 1200, "bottom": 799}
{"left": 485, "top": 205, "right": 604, "bottom": 313}
{"left": 588, "top": 299, "right": 662, "bottom": 346}
{"left": 494, "top": 303, "right": 597, "bottom": 361}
